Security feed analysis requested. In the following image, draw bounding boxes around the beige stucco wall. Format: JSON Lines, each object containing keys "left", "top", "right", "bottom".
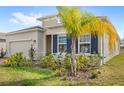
{"left": 0, "top": 41, "right": 6, "bottom": 51}
{"left": 42, "top": 16, "right": 61, "bottom": 28}
{"left": 45, "top": 26, "right": 66, "bottom": 35}
{"left": 102, "top": 33, "right": 120, "bottom": 63}
{"left": 0, "top": 33, "right": 6, "bottom": 52}
{"left": 6, "top": 30, "right": 39, "bottom": 59}
{"left": 37, "top": 31, "right": 46, "bottom": 58}
{"left": 0, "top": 32, "right": 6, "bottom": 39}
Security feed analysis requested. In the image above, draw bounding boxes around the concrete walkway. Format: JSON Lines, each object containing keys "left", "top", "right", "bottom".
{"left": 0, "top": 58, "right": 4, "bottom": 65}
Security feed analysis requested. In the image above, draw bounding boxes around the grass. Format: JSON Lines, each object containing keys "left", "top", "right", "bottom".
{"left": 96, "top": 49, "right": 124, "bottom": 85}
{"left": 0, "top": 50, "right": 124, "bottom": 86}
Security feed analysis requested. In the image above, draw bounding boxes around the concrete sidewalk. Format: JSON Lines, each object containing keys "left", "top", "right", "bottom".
{"left": 0, "top": 58, "right": 4, "bottom": 65}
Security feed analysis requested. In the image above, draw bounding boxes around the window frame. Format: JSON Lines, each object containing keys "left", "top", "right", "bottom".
{"left": 57, "top": 34, "right": 67, "bottom": 53}
{"left": 78, "top": 34, "right": 91, "bottom": 55}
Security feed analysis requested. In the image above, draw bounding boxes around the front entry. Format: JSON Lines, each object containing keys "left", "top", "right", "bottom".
{"left": 46, "top": 35, "right": 51, "bottom": 54}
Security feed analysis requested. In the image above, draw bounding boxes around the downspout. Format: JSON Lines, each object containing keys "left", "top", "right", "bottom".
{"left": 100, "top": 36, "right": 104, "bottom": 65}
{"left": 102, "top": 35, "right": 104, "bottom": 64}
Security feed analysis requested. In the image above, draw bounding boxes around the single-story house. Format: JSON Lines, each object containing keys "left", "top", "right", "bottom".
{"left": 6, "top": 14, "right": 120, "bottom": 63}
{"left": 0, "top": 32, "right": 6, "bottom": 56}
{"left": 6, "top": 27, "right": 45, "bottom": 59}
{"left": 120, "top": 39, "right": 124, "bottom": 49}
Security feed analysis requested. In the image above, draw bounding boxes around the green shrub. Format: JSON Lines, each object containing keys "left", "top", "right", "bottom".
{"left": 61, "top": 53, "right": 71, "bottom": 70}
{"left": 4, "top": 52, "right": 27, "bottom": 67}
{"left": 76, "top": 54, "right": 91, "bottom": 71}
{"left": 40, "top": 54, "right": 57, "bottom": 70}
{"left": 90, "top": 53, "right": 100, "bottom": 69}
{"left": 54, "top": 53, "right": 71, "bottom": 76}
{"left": 4, "top": 57, "right": 11, "bottom": 66}
{"left": 55, "top": 67, "right": 66, "bottom": 76}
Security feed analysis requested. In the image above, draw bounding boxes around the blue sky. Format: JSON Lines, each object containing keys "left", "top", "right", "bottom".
{"left": 0, "top": 6, "right": 124, "bottom": 39}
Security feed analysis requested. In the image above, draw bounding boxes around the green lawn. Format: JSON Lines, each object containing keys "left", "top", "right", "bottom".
{"left": 0, "top": 50, "right": 124, "bottom": 86}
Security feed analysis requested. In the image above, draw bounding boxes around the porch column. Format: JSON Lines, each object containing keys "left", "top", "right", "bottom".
{"left": 100, "top": 36, "right": 104, "bottom": 65}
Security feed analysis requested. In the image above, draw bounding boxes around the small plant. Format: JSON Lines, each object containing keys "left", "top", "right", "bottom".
{"left": 61, "top": 53, "right": 71, "bottom": 70}
{"left": 55, "top": 67, "right": 66, "bottom": 76}
{"left": 76, "top": 54, "right": 91, "bottom": 71}
{"left": 90, "top": 52, "right": 100, "bottom": 69}
{"left": 4, "top": 52, "right": 27, "bottom": 67}
{"left": 40, "top": 54, "right": 57, "bottom": 70}
{"left": 4, "top": 57, "right": 11, "bottom": 66}
{"left": 54, "top": 53, "right": 72, "bottom": 76}
{"left": 29, "top": 44, "right": 35, "bottom": 61}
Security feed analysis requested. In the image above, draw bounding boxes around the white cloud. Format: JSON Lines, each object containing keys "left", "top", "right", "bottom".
{"left": 9, "top": 18, "right": 19, "bottom": 24}
{"left": 9, "top": 12, "right": 42, "bottom": 26}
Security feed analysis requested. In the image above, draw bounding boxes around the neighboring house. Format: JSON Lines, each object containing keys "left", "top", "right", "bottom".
{"left": 0, "top": 32, "right": 6, "bottom": 56}
{"left": 6, "top": 27, "right": 45, "bottom": 59}
{"left": 120, "top": 39, "right": 124, "bottom": 49}
{"left": 6, "top": 14, "right": 120, "bottom": 63}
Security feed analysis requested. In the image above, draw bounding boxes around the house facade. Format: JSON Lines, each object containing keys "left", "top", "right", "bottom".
{"left": 120, "top": 39, "right": 124, "bottom": 49}
{"left": 6, "top": 14, "right": 120, "bottom": 63}
{"left": 0, "top": 32, "right": 6, "bottom": 57}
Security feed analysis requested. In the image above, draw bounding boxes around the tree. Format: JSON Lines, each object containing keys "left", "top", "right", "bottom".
{"left": 57, "top": 6, "right": 118, "bottom": 76}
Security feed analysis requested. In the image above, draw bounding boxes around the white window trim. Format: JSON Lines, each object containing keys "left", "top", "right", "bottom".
{"left": 78, "top": 34, "right": 91, "bottom": 55}
{"left": 51, "top": 34, "right": 53, "bottom": 54}
{"left": 56, "top": 17, "right": 62, "bottom": 24}
{"left": 57, "top": 34, "right": 67, "bottom": 53}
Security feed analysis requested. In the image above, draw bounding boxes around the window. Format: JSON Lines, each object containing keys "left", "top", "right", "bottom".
{"left": 80, "top": 44, "right": 90, "bottom": 53}
{"left": 57, "top": 18, "right": 61, "bottom": 24}
{"left": 57, "top": 17, "right": 61, "bottom": 24}
{"left": 58, "top": 35, "right": 67, "bottom": 53}
{"left": 79, "top": 35, "right": 91, "bottom": 53}
{"left": 80, "top": 35, "right": 91, "bottom": 42}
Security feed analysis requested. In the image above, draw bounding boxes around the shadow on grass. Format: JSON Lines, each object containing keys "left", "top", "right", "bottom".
{"left": 1, "top": 65, "right": 54, "bottom": 76}
{"left": 15, "top": 67, "right": 54, "bottom": 75}
{"left": 0, "top": 74, "right": 56, "bottom": 86}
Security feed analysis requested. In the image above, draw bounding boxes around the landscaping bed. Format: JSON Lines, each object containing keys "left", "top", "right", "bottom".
{"left": 0, "top": 50, "right": 124, "bottom": 86}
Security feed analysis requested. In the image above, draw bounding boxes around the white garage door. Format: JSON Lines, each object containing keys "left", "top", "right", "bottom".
{"left": 10, "top": 40, "right": 32, "bottom": 58}
{"left": 0, "top": 42, "right": 6, "bottom": 51}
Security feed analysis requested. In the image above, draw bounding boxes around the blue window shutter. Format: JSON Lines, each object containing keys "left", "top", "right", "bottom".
{"left": 76, "top": 38, "right": 78, "bottom": 53}
{"left": 67, "top": 35, "right": 78, "bottom": 54}
{"left": 53, "top": 35, "right": 57, "bottom": 53}
{"left": 91, "top": 35, "right": 98, "bottom": 54}
{"left": 67, "top": 36, "right": 72, "bottom": 53}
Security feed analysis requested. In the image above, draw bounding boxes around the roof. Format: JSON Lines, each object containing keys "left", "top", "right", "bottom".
{"left": 7, "top": 26, "right": 45, "bottom": 35}
{"left": 0, "top": 32, "right": 6, "bottom": 39}
{"left": 38, "top": 14, "right": 120, "bottom": 40}
{"left": 37, "top": 14, "right": 58, "bottom": 21}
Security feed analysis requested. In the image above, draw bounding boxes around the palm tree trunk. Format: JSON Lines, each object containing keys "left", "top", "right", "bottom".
{"left": 71, "top": 37, "right": 77, "bottom": 76}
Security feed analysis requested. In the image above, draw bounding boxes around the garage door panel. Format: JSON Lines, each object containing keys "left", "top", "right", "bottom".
{"left": 10, "top": 40, "right": 32, "bottom": 58}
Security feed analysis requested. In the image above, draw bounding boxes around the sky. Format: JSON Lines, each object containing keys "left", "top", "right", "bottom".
{"left": 0, "top": 6, "right": 124, "bottom": 39}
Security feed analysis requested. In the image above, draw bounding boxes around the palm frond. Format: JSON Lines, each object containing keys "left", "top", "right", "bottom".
{"left": 57, "top": 6, "right": 118, "bottom": 52}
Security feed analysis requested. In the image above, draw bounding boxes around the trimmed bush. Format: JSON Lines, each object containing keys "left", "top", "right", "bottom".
{"left": 76, "top": 54, "right": 91, "bottom": 71}
{"left": 55, "top": 67, "right": 66, "bottom": 76}
{"left": 55, "top": 53, "right": 71, "bottom": 76}
{"left": 40, "top": 54, "right": 57, "bottom": 70}
{"left": 4, "top": 52, "right": 27, "bottom": 67}
{"left": 61, "top": 53, "right": 71, "bottom": 70}
{"left": 90, "top": 53, "right": 100, "bottom": 69}
{"left": 40, "top": 53, "right": 101, "bottom": 78}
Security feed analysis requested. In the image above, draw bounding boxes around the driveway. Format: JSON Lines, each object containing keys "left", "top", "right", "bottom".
{"left": 0, "top": 58, "right": 4, "bottom": 65}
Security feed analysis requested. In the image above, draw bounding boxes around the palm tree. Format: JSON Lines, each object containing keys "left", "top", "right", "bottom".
{"left": 57, "top": 6, "right": 118, "bottom": 76}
